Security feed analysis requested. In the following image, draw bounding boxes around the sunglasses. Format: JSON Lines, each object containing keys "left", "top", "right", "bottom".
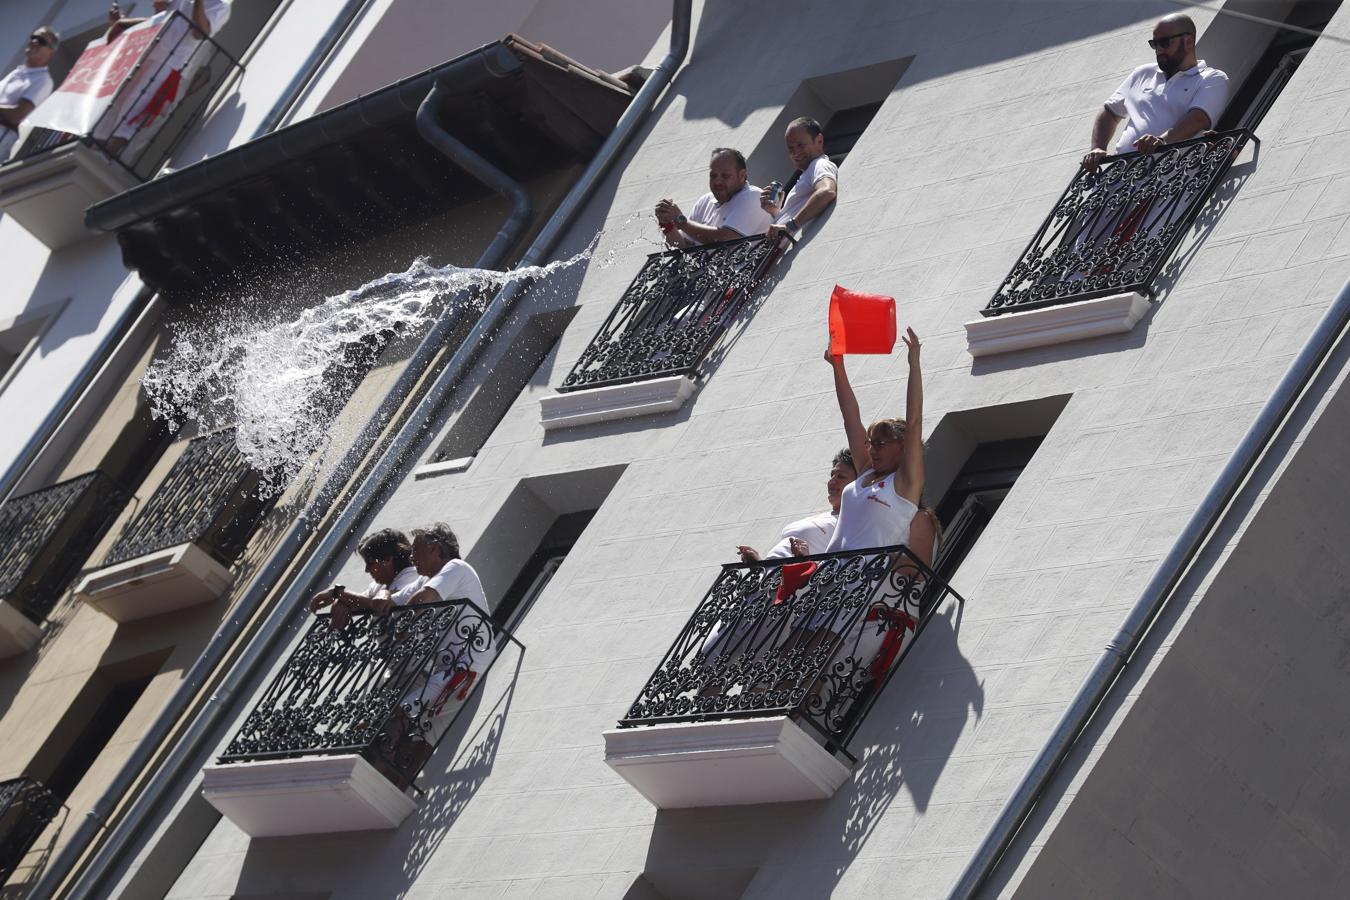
{"left": 1147, "top": 32, "right": 1192, "bottom": 50}
{"left": 30, "top": 33, "right": 54, "bottom": 49}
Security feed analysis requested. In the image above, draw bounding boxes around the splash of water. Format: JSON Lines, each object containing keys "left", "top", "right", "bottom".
{"left": 142, "top": 245, "right": 600, "bottom": 492}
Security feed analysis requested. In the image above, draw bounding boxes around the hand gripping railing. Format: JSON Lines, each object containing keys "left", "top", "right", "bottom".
{"left": 984, "top": 129, "right": 1255, "bottom": 315}
{"left": 619, "top": 545, "right": 966, "bottom": 759}
{"left": 558, "top": 233, "right": 783, "bottom": 391}
{"left": 219, "top": 598, "right": 521, "bottom": 789}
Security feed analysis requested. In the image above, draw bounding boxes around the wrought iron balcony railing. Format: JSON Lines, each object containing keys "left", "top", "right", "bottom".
{"left": 0, "top": 472, "right": 128, "bottom": 621}
{"left": 0, "top": 777, "right": 61, "bottom": 886}
{"left": 104, "top": 428, "right": 273, "bottom": 568}
{"left": 559, "top": 234, "right": 782, "bottom": 392}
{"left": 220, "top": 598, "right": 519, "bottom": 788}
{"left": 985, "top": 129, "right": 1254, "bottom": 315}
{"left": 618, "top": 545, "right": 964, "bottom": 758}
{"left": 6, "top": 11, "right": 242, "bottom": 181}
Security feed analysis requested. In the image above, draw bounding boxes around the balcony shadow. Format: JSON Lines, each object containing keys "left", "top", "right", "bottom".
{"left": 637, "top": 602, "right": 982, "bottom": 899}
{"left": 0, "top": 802, "right": 68, "bottom": 899}
{"left": 1150, "top": 144, "right": 1260, "bottom": 305}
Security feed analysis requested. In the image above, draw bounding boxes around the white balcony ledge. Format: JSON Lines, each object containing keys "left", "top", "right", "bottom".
{"left": 0, "top": 599, "right": 42, "bottom": 659}
{"left": 76, "top": 542, "right": 231, "bottom": 624}
{"left": 201, "top": 754, "right": 416, "bottom": 837}
{"left": 540, "top": 375, "right": 696, "bottom": 431}
{"left": 964, "top": 291, "right": 1151, "bottom": 358}
{"left": 603, "top": 716, "right": 852, "bottom": 809}
{"left": 0, "top": 142, "right": 140, "bottom": 249}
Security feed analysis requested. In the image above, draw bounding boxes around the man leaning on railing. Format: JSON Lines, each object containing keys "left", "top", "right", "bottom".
{"left": 762, "top": 116, "right": 837, "bottom": 241}
{"left": 654, "top": 147, "right": 773, "bottom": 248}
{"left": 0, "top": 27, "right": 58, "bottom": 163}
{"left": 1082, "top": 13, "right": 1230, "bottom": 171}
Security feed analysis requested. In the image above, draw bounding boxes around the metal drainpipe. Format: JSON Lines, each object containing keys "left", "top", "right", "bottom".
{"left": 0, "top": 0, "right": 373, "bottom": 509}
{"left": 49, "top": 4, "right": 691, "bottom": 897}
{"left": 33, "top": 71, "right": 534, "bottom": 900}
{"left": 949, "top": 276, "right": 1350, "bottom": 900}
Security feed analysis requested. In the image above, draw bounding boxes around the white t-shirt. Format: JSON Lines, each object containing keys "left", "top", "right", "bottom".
{"left": 1105, "top": 61, "right": 1229, "bottom": 155}
{"left": 421, "top": 558, "right": 488, "bottom": 610}
{"left": 363, "top": 565, "right": 422, "bottom": 607}
{"left": 687, "top": 183, "right": 773, "bottom": 242}
{"left": 777, "top": 155, "right": 838, "bottom": 224}
{"left": 0, "top": 65, "right": 54, "bottom": 158}
{"left": 765, "top": 511, "right": 838, "bottom": 559}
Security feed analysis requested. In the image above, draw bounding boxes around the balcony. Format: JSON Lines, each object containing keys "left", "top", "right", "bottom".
{"left": 0, "top": 12, "right": 241, "bottom": 248}
{"left": 203, "top": 598, "right": 516, "bottom": 836}
{"left": 0, "top": 778, "right": 61, "bottom": 888}
{"left": 540, "top": 235, "right": 782, "bottom": 430}
{"left": 604, "top": 546, "right": 963, "bottom": 809}
{"left": 0, "top": 472, "right": 128, "bottom": 658}
{"left": 965, "top": 129, "right": 1254, "bottom": 357}
{"left": 77, "top": 429, "right": 273, "bottom": 623}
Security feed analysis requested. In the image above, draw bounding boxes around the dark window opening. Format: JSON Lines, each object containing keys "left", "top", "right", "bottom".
{"left": 933, "top": 437, "right": 1044, "bottom": 582}
{"left": 825, "top": 101, "right": 884, "bottom": 166}
{"left": 41, "top": 673, "right": 154, "bottom": 801}
{"left": 494, "top": 510, "right": 595, "bottom": 630}
{"left": 1213, "top": 0, "right": 1343, "bottom": 131}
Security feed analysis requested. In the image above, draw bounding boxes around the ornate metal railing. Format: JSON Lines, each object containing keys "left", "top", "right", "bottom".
{"left": 0, "top": 777, "right": 61, "bottom": 886}
{"left": 104, "top": 428, "right": 273, "bottom": 567}
{"left": 559, "top": 234, "right": 782, "bottom": 391}
{"left": 985, "top": 129, "right": 1254, "bottom": 315}
{"left": 220, "top": 598, "right": 520, "bottom": 789}
{"left": 5, "top": 11, "right": 242, "bottom": 181}
{"left": 618, "top": 545, "right": 965, "bottom": 758}
{"left": 0, "top": 472, "right": 128, "bottom": 621}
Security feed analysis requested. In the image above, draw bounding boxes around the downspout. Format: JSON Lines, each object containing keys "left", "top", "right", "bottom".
{"left": 0, "top": 0, "right": 373, "bottom": 509}
{"left": 949, "top": 276, "right": 1350, "bottom": 900}
{"left": 48, "top": 4, "right": 691, "bottom": 897}
{"left": 33, "top": 62, "right": 535, "bottom": 900}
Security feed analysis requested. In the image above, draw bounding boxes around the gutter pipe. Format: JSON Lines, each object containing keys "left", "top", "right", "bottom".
{"left": 48, "top": 3, "right": 691, "bottom": 897}
{"left": 949, "top": 275, "right": 1350, "bottom": 900}
{"left": 0, "top": 0, "right": 372, "bottom": 509}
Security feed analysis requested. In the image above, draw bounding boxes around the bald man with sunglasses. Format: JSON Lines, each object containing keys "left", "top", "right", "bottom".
{"left": 1082, "top": 14, "right": 1229, "bottom": 171}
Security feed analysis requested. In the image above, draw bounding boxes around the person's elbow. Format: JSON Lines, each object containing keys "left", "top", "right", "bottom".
{"left": 817, "top": 187, "right": 838, "bottom": 207}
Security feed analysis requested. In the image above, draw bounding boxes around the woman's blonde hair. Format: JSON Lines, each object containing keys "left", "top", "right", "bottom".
{"left": 867, "top": 417, "right": 907, "bottom": 444}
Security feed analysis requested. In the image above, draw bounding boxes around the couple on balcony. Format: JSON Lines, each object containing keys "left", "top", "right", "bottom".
{"left": 653, "top": 116, "right": 838, "bottom": 248}
{"left": 309, "top": 523, "right": 493, "bottom": 731}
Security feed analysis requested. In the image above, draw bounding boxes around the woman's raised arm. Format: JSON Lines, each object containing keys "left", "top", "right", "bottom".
{"left": 898, "top": 327, "right": 924, "bottom": 505}
{"left": 827, "top": 347, "right": 869, "bottom": 474}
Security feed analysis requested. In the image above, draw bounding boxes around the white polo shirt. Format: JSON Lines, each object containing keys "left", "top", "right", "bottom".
{"left": 1105, "top": 60, "right": 1230, "bottom": 155}
{"left": 686, "top": 183, "right": 773, "bottom": 242}
{"left": 777, "top": 154, "right": 838, "bottom": 224}
{"left": 0, "top": 65, "right": 54, "bottom": 159}
{"left": 764, "top": 511, "right": 838, "bottom": 559}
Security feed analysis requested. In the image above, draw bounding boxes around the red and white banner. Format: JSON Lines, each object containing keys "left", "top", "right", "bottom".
{"left": 25, "top": 16, "right": 167, "bottom": 136}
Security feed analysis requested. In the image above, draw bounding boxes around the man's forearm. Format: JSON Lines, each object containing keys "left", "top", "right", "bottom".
{"left": 192, "top": 0, "right": 212, "bottom": 35}
{"left": 793, "top": 182, "right": 837, "bottom": 227}
{"left": 1161, "top": 108, "right": 1211, "bottom": 144}
{"left": 678, "top": 219, "right": 738, "bottom": 244}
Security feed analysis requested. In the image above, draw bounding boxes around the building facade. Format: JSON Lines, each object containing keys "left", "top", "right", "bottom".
{"left": 2, "top": 0, "right": 1350, "bottom": 898}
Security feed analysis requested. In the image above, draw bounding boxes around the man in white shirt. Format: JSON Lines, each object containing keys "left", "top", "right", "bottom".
{"left": 654, "top": 147, "right": 773, "bottom": 247}
{"left": 761, "top": 117, "right": 839, "bottom": 240}
{"left": 1082, "top": 13, "right": 1230, "bottom": 170}
{"left": 0, "top": 27, "right": 59, "bottom": 162}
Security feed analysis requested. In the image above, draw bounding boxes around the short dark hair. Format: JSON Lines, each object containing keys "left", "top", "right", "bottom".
{"left": 710, "top": 147, "right": 748, "bottom": 171}
{"left": 412, "top": 522, "right": 461, "bottom": 562}
{"left": 357, "top": 528, "right": 412, "bottom": 569}
{"left": 832, "top": 448, "right": 856, "bottom": 472}
{"left": 787, "top": 117, "right": 823, "bottom": 139}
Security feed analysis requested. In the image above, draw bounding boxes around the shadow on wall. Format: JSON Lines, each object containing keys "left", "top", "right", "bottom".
{"left": 678, "top": 1, "right": 1181, "bottom": 128}
{"left": 639, "top": 602, "right": 983, "bottom": 900}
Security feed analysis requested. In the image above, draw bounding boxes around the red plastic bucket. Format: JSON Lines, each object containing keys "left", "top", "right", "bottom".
{"left": 829, "top": 285, "right": 896, "bottom": 355}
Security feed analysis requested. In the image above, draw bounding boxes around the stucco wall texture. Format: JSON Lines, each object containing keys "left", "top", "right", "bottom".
{"left": 160, "top": 1, "right": 1350, "bottom": 898}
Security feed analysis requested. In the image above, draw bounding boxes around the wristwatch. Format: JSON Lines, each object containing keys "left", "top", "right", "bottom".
{"left": 785, "top": 217, "right": 799, "bottom": 232}
{"left": 676, "top": 214, "right": 687, "bottom": 225}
